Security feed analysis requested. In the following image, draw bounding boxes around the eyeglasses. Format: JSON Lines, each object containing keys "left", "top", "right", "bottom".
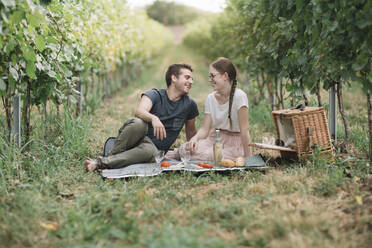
{"left": 208, "top": 72, "right": 219, "bottom": 79}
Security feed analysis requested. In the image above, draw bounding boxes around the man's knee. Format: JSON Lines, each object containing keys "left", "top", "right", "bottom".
{"left": 120, "top": 117, "right": 148, "bottom": 135}
{"left": 131, "top": 117, "right": 148, "bottom": 135}
{"left": 138, "top": 141, "right": 158, "bottom": 162}
{"left": 132, "top": 117, "right": 147, "bottom": 130}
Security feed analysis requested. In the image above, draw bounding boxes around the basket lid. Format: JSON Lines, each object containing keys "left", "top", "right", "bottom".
{"left": 249, "top": 143, "right": 297, "bottom": 152}
{"left": 272, "top": 106, "right": 324, "bottom": 116}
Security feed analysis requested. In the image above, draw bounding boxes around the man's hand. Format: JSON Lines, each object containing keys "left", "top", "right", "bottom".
{"left": 136, "top": 95, "right": 166, "bottom": 140}
{"left": 152, "top": 116, "right": 166, "bottom": 140}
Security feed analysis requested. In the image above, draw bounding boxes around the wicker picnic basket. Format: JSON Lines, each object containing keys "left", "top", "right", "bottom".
{"left": 250, "top": 106, "right": 334, "bottom": 159}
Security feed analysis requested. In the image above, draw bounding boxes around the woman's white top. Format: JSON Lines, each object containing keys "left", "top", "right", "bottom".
{"left": 204, "top": 88, "right": 249, "bottom": 132}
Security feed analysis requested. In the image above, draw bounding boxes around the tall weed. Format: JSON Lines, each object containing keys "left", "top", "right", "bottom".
{"left": 0, "top": 111, "right": 91, "bottom": 195}
{"left": 307, "top": 149, "right": 346, "bottom": 196}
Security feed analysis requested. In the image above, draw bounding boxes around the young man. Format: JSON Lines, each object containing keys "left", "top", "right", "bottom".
{"left": 85, "top": 63, "right": 199, "bottom": 171}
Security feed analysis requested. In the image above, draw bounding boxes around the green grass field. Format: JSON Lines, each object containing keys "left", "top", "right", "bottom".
{"left": 0, "top": 44, "right": 371, "bottom": 248}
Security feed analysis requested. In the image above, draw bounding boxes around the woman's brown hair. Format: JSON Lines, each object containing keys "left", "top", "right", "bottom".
{"left": 211, "top": 57, "right": 237, "bottom": 130}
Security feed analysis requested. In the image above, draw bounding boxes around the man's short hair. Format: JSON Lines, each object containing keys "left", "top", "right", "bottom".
{"left": 165, "top": 63, "right": 193, "bottom": 87}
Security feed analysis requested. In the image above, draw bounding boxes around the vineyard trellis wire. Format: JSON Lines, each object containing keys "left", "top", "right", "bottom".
{"left": 0, "top": 0, "right": 173, "bottom": 147}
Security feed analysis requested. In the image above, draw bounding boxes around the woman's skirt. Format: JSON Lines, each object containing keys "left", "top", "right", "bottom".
{"left": 166, "top": 129, "right": 244, "bottom": 161}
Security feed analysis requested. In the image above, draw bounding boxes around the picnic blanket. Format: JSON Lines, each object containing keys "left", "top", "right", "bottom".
{"left": 101, "top": 154, "right": 267, "bottom": 179}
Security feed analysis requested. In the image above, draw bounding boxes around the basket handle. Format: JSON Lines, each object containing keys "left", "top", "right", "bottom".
{"left": 292, "top": 104, "right": 305, "bottom": 111}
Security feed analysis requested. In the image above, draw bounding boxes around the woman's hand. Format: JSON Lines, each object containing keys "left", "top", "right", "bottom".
{"left": 188, "top": 136, "right": 198, "bottom": 154}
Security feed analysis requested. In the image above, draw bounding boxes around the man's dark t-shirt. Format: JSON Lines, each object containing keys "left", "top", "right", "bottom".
{"left": 142, "top": 89, "right": 199, "bottom": 151}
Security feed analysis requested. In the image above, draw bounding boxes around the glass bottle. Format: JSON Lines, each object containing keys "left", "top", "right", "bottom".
{"left": 213, "top": 129, "right": 223, "bottom": 166}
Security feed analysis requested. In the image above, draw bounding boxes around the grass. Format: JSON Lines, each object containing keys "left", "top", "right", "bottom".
{"left": 0, "top": 43, "right": 371, "bottom": 247}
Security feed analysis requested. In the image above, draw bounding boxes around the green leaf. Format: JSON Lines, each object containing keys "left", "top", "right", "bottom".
{"left": 35, "top": 61, "right": 44, "bottom": 71}
{"left": 356, "top": 18, "right": 372, "bottom": 29}
{"left": 49, "top": 3, "right": 63, "bottom": 13}
{"left": 10, "top": 10, "right": 24, "bottom": 24}
{"left": 311, "top": 26, "right": 319, "bottom": 43}
{"left": 9, "top": 67, "right": 18, "bottom": 81}
{"left": 23, "top": 47, "right": 36, "bottom": 62}
{"left": 46, "top": 36, "right": 59, "bottom": 44}
{"left": 26, "top": 62, "right": 36, "bottom": 79}
{"left": 352, "top": 53, "right": 369, "bottom": 71}
{"left": 5, "top": 37, "right": 16, "bottom": 54}
{"left": 35, "top": 35, "right": 46, "bottom": 52}
{"left": 253, "top": 19, "right": 260, "bottom": 34}
{"left": 1, "top": 9, "right": 9, "bottom": 24}
{"left": 26, "top": 13, "right": 40, "bottom": 28}
{"left": 329, "top": 21, "right": 338, "bottom": 32}
{"left": 0, "top": 77, "right": 6, "bottom": 91}
{"left": 55, "top": 72, "right": 62, "bottom": 82}
{"left": 64, "top": 12, "right": 73, "bottom": 23}
{"left": 352, "top": 61, "right": 367, "bottom": 71}
{"left": 297, "top": 55, "right": 306, "bottom": 65}
{"left": 11, "top": 53, "right": 17, "bottom": 64}
{"left": 28, "top": 24, "right": 35, "bottom": 36}
{"left": 1, "top": 0, "right": 15, "bottom": 7}
{"left": 296, "top": 0, "right": 304, "bottom": 11}
{"left": 47, "top": 70, "right": 56, "bottom": 79}
{"left": 7, "top": 75, "right": 15, "bottom": 90}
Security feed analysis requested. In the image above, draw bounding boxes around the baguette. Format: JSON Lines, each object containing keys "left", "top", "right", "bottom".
{"left": 221, "top": 159, "right": 235, "bottom": 167}
{"left": 235, "top": 157, "right": 245, "bottom": 167}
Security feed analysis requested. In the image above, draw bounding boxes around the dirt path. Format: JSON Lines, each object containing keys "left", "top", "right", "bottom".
{"left": 167, "top": 25, "right": 187, "bottom": 44}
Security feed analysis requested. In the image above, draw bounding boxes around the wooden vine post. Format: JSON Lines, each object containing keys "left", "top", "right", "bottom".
{"left": 368, "top": 91, "right": 372, "bottom": 162}
{"left": 12, "top": 95, "right": 21, "bottom": 148}
{"left": 76, "top": 82, "right": 82, "bottom": 117}
{"left": 329, "top": 86, "right": 337, "bottom": 141}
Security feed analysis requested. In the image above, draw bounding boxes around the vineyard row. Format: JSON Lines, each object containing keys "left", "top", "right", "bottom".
{"left": 183, "top": 0, "right": 371, "bottom": 159}
{"left": 0, "top": 0, "right": 173, "bottom": 145}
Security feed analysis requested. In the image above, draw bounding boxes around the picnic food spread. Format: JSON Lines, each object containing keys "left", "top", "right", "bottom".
{"left": 101, "top": 155, "right": 267, "bottom": 179}
{"left": 221, "top": 159, "right": 235, "bottom": 167}
{"left": 198, "top": 162, "right": 213, "bottom": 168}
{"left": 235, "top": 157, "right": 245, "bottom": 167}
{"left": 159, "top": 156, "right": 246, "bottom": 170}
{"left": 213, "top": 130, "right": 223, "bottom": 165}
{"left": 221, "top": 157, "right": 245, "bottom": 167}
{"left": 161, "top": 161, "right": 170, "bottom": 167}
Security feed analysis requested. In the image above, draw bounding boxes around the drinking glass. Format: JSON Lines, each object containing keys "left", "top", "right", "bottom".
{"left": 179, "top": 145, "right": 191, "bottom": 166}
{"left": 155, "top": 150, "right": 165, "bottom": 166}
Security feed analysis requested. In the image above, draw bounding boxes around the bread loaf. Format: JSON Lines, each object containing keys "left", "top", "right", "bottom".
{"left": 235, "top": 157, "right": 245, "bottom": 167}
{"left": 221, "top": 159, "right": 235, "bottom": 167}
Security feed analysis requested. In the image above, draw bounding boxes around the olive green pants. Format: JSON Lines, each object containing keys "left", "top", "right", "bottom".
{"left": 97, "top": 117, "right": 157, "bottom": 169}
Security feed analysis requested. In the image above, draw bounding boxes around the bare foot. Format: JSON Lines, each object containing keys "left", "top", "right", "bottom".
{"left": 85, "top": 159, "right": 97, "bottom": 172}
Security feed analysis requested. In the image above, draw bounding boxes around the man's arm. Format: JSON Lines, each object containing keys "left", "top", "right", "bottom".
{"left": 185, "top": 118, "right": 197, "bottom": 141}
{"left": 135, "top": 95, "right": 166, "bottom": 140}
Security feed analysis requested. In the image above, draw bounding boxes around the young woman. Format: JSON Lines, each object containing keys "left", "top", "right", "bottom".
{"left": 172, "top": 57, "right": 252, "bottom": 161}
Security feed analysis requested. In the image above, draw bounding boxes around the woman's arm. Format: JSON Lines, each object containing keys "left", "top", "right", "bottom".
{"left": 188, "top": 114, "right": 212, "bottom": 152}
{"left": 238, "top": 106, "right": 252, "bottom": 157}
